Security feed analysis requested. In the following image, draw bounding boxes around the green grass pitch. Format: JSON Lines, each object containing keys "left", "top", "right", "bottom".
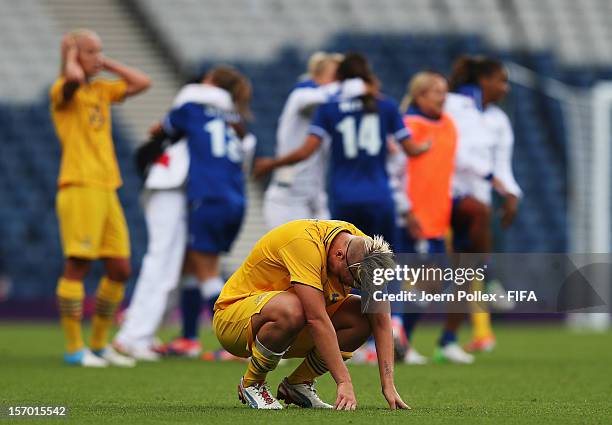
{"left": 0, "top": 323, "right": 610, "bottom": 424}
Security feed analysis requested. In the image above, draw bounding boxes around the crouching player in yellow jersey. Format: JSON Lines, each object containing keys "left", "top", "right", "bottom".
{"left": 50, "top": 30, "right": 151, "bottom": 367}
{"left": 214, "top": 219, "right": 409, "bottom": 410}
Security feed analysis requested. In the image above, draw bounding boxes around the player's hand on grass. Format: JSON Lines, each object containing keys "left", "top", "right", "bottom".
{"left": 335, "top": 381, "right": 357, "bottom": 411}
{"left": 383, "top": 385, "right": 410, "bottom": 410}
{"left": 252, "top": 157, "right": 276, "bottom": 178}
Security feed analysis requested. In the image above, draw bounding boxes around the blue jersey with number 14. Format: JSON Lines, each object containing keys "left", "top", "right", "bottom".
{"left": 164, "top": 103, "right": 244, "bottom": 203}
{"left": 309, "top": 95, "right": 411, "bottom": 204}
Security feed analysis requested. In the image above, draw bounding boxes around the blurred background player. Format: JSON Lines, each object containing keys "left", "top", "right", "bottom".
{"left": 394, "top": 71, "right": 474, "bottom": 364}
{"left": 113, "top": 77, "right": 235, "bottom": 360}
{"left": 262, "top": 51, "right": 367, "bottom": 229}
{"left": 159, "top": 67, "right": 253, "bottom": 357}
{"left": 445, "top": 56, "right": 522, "bottom": 353}
{"left": 256, "top": 53, "right": 426, "bottom": 240}
{"left": 51, "top": 29, "right": 151, "bottom": 367}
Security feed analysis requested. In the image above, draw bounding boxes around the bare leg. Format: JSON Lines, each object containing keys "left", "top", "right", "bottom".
{"left": 455, "top": 196, "right": 492, "bottom": 254}
{"left": 330, "top": 296, "right": 371, "bottom": 352}
{"left": 187, "top": 250, "right": 220, "bottom": 282}
{"left": 251, "top": 292, "right": 306, "bottom": 352}
{"left": 286, "top": 296, "right": 370, "bottom": 385}
{"left": 103, "top": 257, "right": 131, "bottom": 282}
{"left": 63, "top": 257, "right": 92, "bottom": 280}
{"left": 242, "top": 292, "right": 306, "bottom": 387}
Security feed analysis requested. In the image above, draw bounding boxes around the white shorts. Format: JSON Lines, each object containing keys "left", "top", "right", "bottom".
{"left": 263, "top": 183, "right": 329, "bottom": 230}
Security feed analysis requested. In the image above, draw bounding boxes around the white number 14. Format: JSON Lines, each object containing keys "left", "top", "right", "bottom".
{"left": 335, "top": 114, "right": 382, "bottom": 159}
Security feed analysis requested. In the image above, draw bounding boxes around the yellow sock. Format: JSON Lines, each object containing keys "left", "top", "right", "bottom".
{"left": 287, "top": 349, "right": 352, "bottom": 385}
{"left": 90, "top": 277, "right": 125, "bottom": 351}
{"left": 243, "top": 337, "right": 285, "bottom": 387}
{"left": 469, "top": 278, "right": 493, "bottom": 340}
{"left": 472, "top": 312, "right": 493, "bottom": 340}
{"left": 56, "top": 278, "right": 85, "bottom": 354}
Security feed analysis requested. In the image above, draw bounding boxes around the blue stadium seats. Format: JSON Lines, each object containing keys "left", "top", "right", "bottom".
{"left": 0, "top": 31, "right": 589, "bottom": 300}
{"left": 194, "top": 33, "right": 567, "bottom": 253}
{"left": 0, "top": 98, "right": 147, "bottom": 300}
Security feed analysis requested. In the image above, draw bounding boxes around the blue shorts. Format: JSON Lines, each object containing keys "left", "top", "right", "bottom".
{"left": 331, "top": 199, "right": 395, "bottom": 243}
{"left": 188, "top": 198, "right": 245, "bottom": 254}
{"left": 451, "top": 196, "right": 471, "bottom": 252}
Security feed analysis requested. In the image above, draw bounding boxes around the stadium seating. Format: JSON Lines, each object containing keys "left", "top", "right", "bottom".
{"left": 0, "top": 99, "right": 147, "bottom": 300}
{"left": 6, "top": 0, "right": 612, "bottom": 300}
{"left": 131, "top": 0, "right": 612, "bottom": 69}
{"left": 0, "top": 0, "right": 61, "bottom": 102}
{"left": 200, "top": 33, "right": 568, "bottom": 253}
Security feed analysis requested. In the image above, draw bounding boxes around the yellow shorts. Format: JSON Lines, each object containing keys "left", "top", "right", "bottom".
{"left": 56, "top": 185, "right": 130, "bottom": 259}
{"left": 213, "top": 290, "right": 353, "bottom": 359}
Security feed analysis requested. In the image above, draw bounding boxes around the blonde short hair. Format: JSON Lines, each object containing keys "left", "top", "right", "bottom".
{"left": 349, "top": 235, "right": 395, "bottom": 292}
{"left": 69, "top": 28, "right": 100, "bottom": 43}
{"left": 307, "top": 51, "right": 343, "bottom": 79}
{"left": 400, "top": 71, "right": 443, "bottom": 113}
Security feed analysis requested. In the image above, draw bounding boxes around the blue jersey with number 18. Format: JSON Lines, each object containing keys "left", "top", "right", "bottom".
{"left": 309, "top": 95, "right": 411, "bottom": 204}
{"left": 163, "top": 103, "right": 244, "bottom": 203}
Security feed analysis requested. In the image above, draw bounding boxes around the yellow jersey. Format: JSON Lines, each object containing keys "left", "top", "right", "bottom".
{"left": 216, "top": 219, "right": 366, "bottom": 310}
{"left": 50, "top": 77, "right": 128, "bottom": 190}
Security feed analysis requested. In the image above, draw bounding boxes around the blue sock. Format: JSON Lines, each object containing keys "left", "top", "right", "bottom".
{"left": 439, "top": 329, "right": 457, "bottom": 347}
{"left": 206, "top": 293, "right": 219, "bottom": 321}
{"left": 181, "top": 287, "right": 202, "bottom": 340}
{"left": 402, "top": 313, "right": 422, "bottom": 341}
{"left": 91, "top": 348, "right": 106, "bottom": 357}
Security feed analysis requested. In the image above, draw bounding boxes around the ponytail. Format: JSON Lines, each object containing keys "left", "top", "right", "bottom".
{"left": 207, "top": 65, "right": 253, "bottom": 120}
{"left": 336, "top": 52, "right": 378, "bottom": 113}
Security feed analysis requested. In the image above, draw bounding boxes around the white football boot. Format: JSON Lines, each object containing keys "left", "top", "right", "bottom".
{"left": 95, "top": 346, "right": 136, "bottom": 368}
{"left": 238, "top": 377, "right": 283, "bottom": 409}
{"left": 64, "top": 348, "right": 109, "bottom": 368}
{"left": 404, "top": 347, "right": 428, "bottom": 365}
{"left": 113, "top": 340, "right": 160, "bottom": 362}
{"left": 434, "top": 343, "right": 475, "bottom": 364}
{"left": 277, "top": 378, "right": 333, "bottom": 409}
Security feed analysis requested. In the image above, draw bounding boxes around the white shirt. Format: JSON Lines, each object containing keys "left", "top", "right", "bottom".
{"left": 271, "top": 78, "right": 366, "bottom": 198}
{"left": 144, "top": 84, "right": 233, "bottom": 190}
{"left": 445, "top": 93, "right": 521, "bottom": 205}
{"left": 484, "top": 104, "right": 522, "bottom": 198}
{"left": 386, "top": 144, "right": 410, "bottom": 227}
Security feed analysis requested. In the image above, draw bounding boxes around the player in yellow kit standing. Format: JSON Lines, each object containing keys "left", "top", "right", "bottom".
{"left": 50, "top": 30, "right": 151, "bottom": 367}
{"left": 214, "top": 219, "right": 409, "bottom": 410}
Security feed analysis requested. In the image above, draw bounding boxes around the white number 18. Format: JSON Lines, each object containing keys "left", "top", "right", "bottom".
{"left": 204, "top": 119, "right": 242, "bottom": 163}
